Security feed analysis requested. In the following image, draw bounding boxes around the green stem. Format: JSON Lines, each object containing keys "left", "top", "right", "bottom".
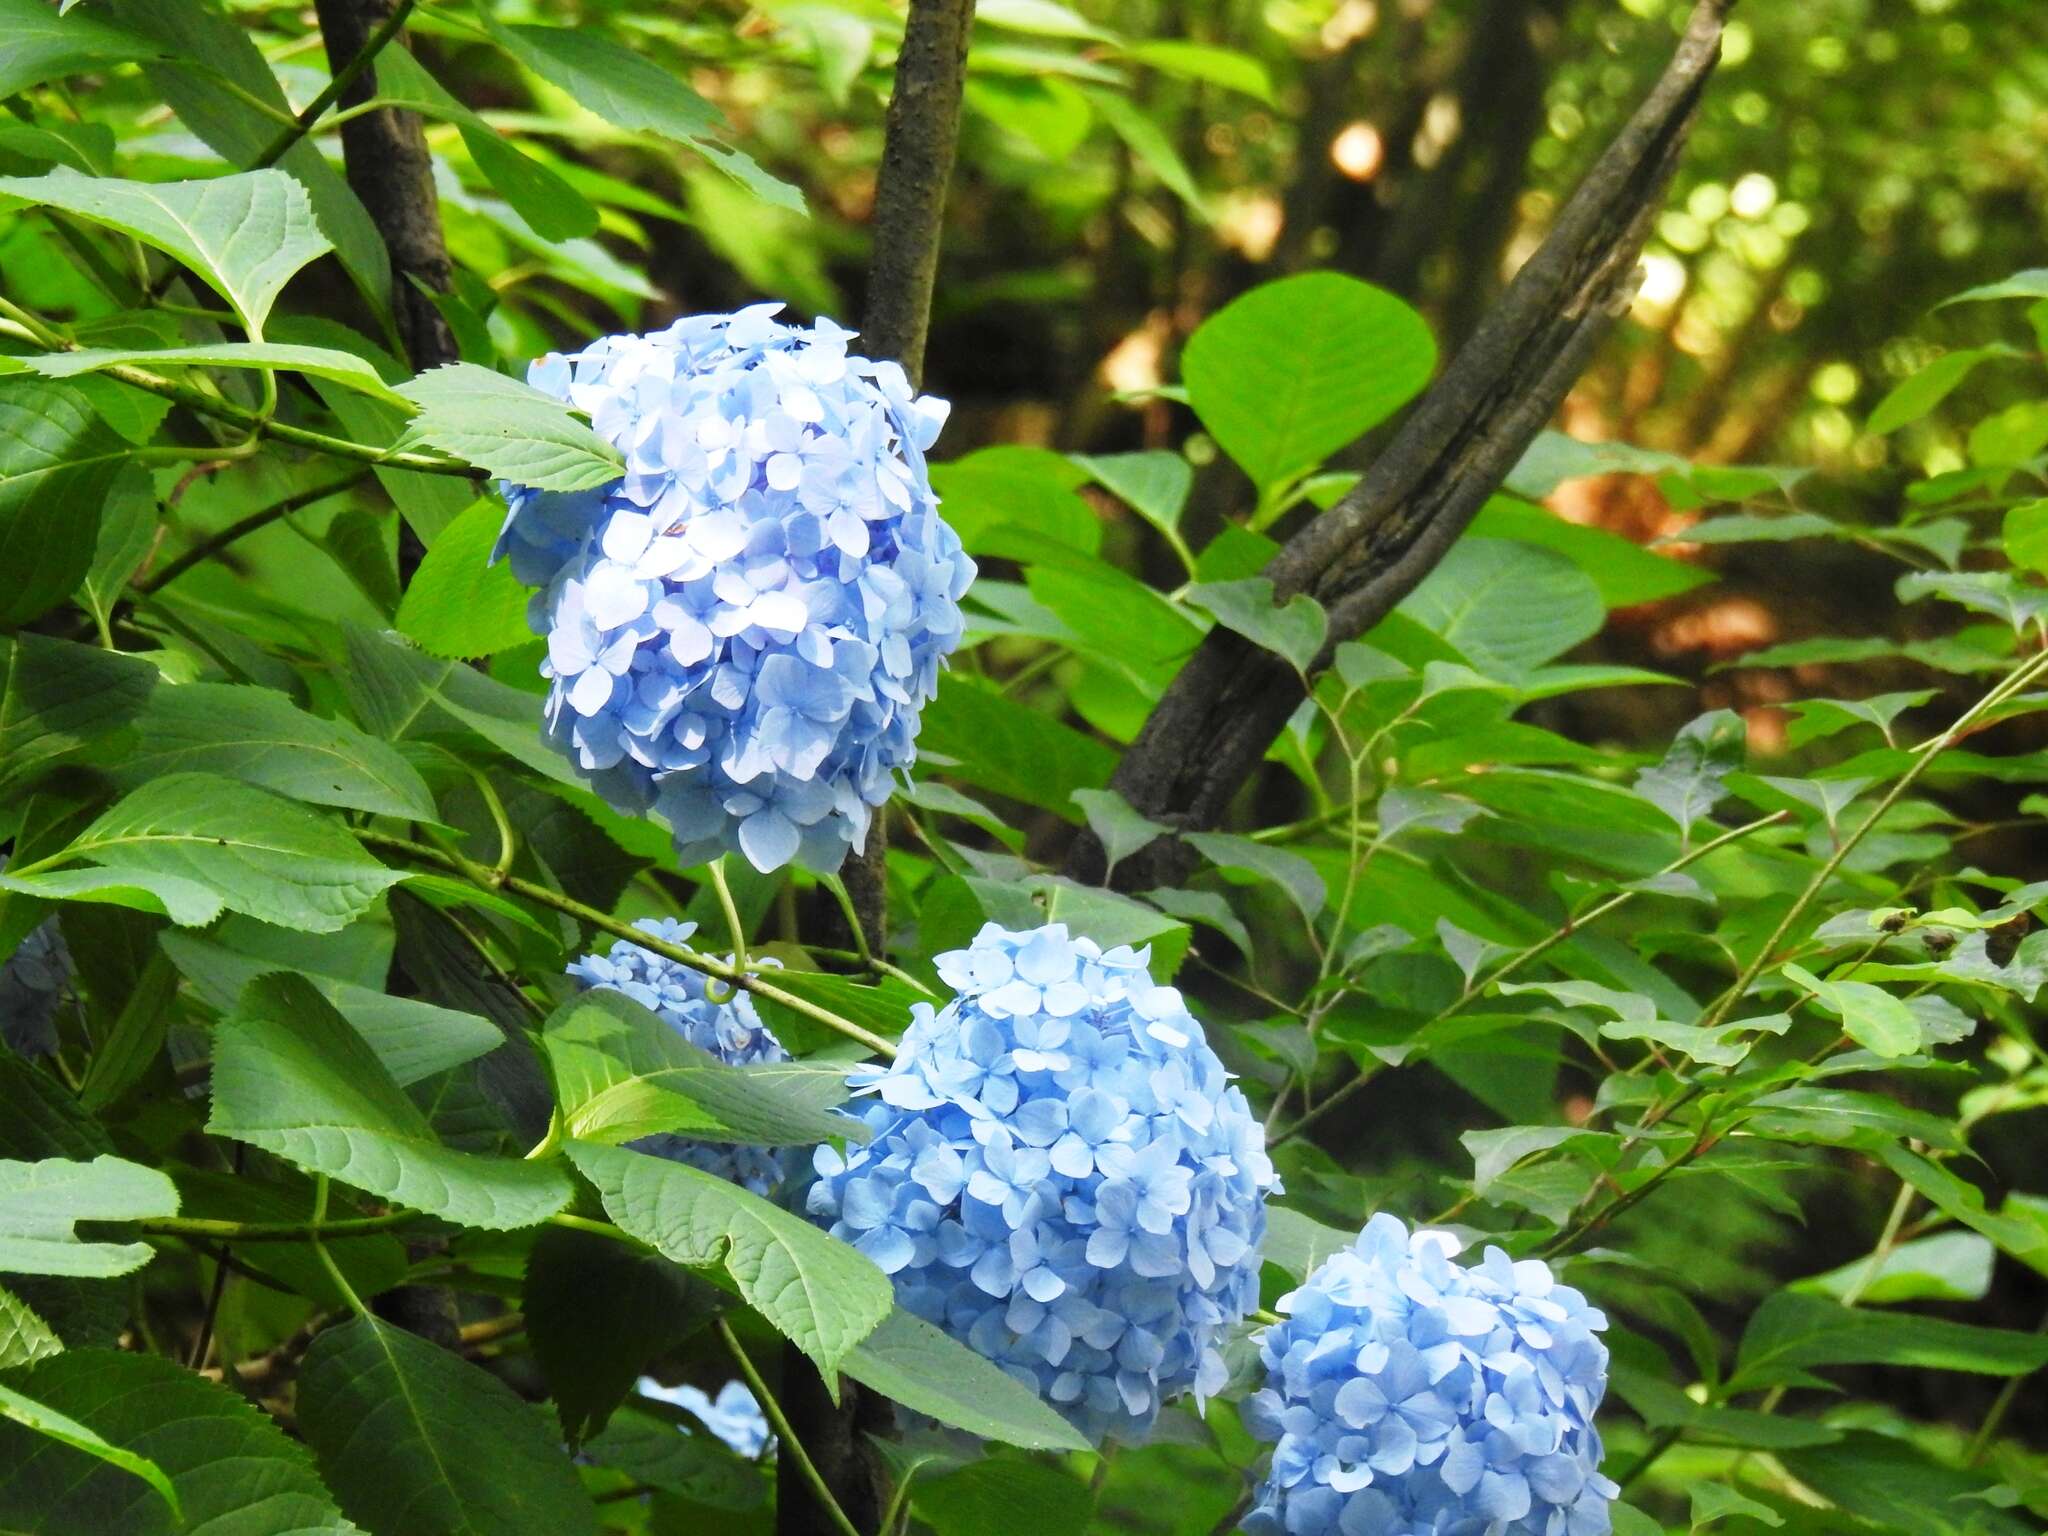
{"left": 717, "top": 1318, "right": 864, "bottom": 1536}
{"left": 253, "top": 0, "right": 417, "bottom": 170}
{"left": 309, "top": 1177, "right": 371, "bottom": 1319}
{"left": 139, "top": 1208, "right": 427, "bottom": 1243}
{"left": 708, "top": 856, "right": 749, "bottom": 972}
{"left": 359, "top": 830, "right": 898, "bottom": 1057}
{"left": 135, "top": 473, "right": 371, "bottom": 596}
{"left": 1966, "top": 1304, "right": 2048, "bottom": 1464}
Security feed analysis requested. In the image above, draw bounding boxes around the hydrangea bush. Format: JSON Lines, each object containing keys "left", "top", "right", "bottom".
{"left": 806, "top": 923, "right": 1278, "bottom": 1443}
{"left": 568, "top": 917, "right": 792, "bottom": 1196}
{"left": 1244, "top": 1215, "right": 1616, "bottom": 1536}
{"left": 493, "top": 305, "right": 976, "bottom": 873}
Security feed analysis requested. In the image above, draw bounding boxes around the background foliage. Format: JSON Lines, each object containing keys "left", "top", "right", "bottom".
{"left": 1, "top": 1, "right": 2045, "bottom": 1534}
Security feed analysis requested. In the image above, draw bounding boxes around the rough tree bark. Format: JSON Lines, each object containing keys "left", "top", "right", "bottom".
{"left": 1069, "top": 0, "right": 1735, "bottom": 891}
{"left": 782, "top": 8, "right": 976, "bottom": 1533}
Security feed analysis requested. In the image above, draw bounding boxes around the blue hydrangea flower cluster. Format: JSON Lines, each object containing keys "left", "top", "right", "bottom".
{"left": 636, "top": 1377, "right": 773, "bottom": 1459}
{"left": 1245, "top": 1214, "right": 1615, "bottom": 1536}
{"left": 806, "top": 922, "right": 1277, "bottom": 1444}
{"left": 568, "top": 917, "right": 790, "bottom": 1197}
{"left": 493, "top": 304, "right": 976, "bottom": 874}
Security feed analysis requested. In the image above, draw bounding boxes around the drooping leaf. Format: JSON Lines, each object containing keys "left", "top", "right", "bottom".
{"left": 1730, "top": 1292, "right": 2048, "bottom": 1391}
{"left": 0, "top": 168, "right": 330, "bottom": 333}
{"left": 115, "top": 683, "right": 438, "bottom": 820}
{"left": 299, "top": 1315, "right": 598, "bottom": 1536}
{"left": 566, "top": 1139, "right": 891, "bottom": 1383}
{"left": 1633, "top": 709, "right": 1746, "bottom": 835}
{"left": 208, "top": 973, "right": 572, "bottom": 1229}
{"left": 0, "top": 0, "right": 166, "bottom": 99}
{"left": 1184, "top": 831, "right": 1325, "bottom": 920}
{"left": 1182, "top": 272, "right": 1435, "bottom": 501}
{"left": 0, "top": 382, "right": 130, "bottom": 626}
{"left": 0, "top": 634, "right": 156, "bottom": 799}
{"left": 1183, "top": 578, "right": 1328, "bottom": 672}
{"left": 841, "top": 1305, "right": 1091, "bottom": 1452}
{"left": 393, "top": 364, "right": 623, "bottom": 491}
{"left": 0, "top": 1156, "right": 177, "bottom": 1278}
{"left": 1071, "top": 788, "right": 1168, "bottom": 874}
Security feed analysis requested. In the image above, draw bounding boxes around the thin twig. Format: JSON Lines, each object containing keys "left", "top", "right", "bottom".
{"left": 254, "top": 0, "right": 416, "bottom": 169}
{"left": 135, "top": 474, "right": 371, "bottom": 596}
{"left": 718, "top": 1319, "right": 865, "bottom": 1536}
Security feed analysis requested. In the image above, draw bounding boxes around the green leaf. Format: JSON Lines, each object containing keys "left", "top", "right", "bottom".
{"left": 1123, "top": 38, "right": 1273, "bottom": 101}
{"left": 581, "top": 1404, "right": 766, "bottom": 1508}
{"left": 2001, "top": 498, "right": 2048, "bottom": 576}
{"left": 0, "top": 1348, "right": 363, "bottom": 1535}
{"left": 0, "top": 0, "right": 165, "bottom": 99}
{"left": 1778, "top": 1431, "right": 2035, "bottom": 1536}
{"left": 1940, "top": 267, "right": 2048, "bottom": 306}
{"left": 1467, "top": 495, "right": 1709, "bottom": 607}
{"left": 540, "top": 987, "right": 853, "bottom": 1148}
{"left": 1182, "top": 272, "right": 1435, "bottom": 501}
{"left": 0, "top": 1376, "right": 180, "bottom": 1529}
{"left": 0, "top": 1285, "right": 58, "bottom": 1372}
{"left": 919, "top": 679, "right": 1116, "bottom": 818}
{"left": 1690, "top": 1482, "right": 1783, "bottom": 1530}
{"left": 1634, "top": 709, "right": 1745, "bottom": 834}
{"left": 0, "top": 1155, "right": 175, "bottom": 1278}
{"left": 1781, "top": 962, "right": 1922, "bottom": 1057}
{"left": 1796, "top": 1230, "right": 1993, "bottom": 1305}
{"left": 915, "top": 1458, "right": 1094, "bottom": 1536}
{"left": 1071, "top": 450, "right": 1195, "bottom": 572}
{"left": 369, "top": 45, "right": 599, "bottom": 243}
{"left": 1088, "top": 88, "right": 1210, "bottom": 218}
{"left": 0, "top": 381, "right": 129, "bottom": 626}
{"left": 0, "top": 634, "right": 157, "bottom": 799}
{"left": 397, "top": 497, "right": 537, "bottom": 658}
{"left": 931, "top": 446, "right": 1101, "bottom": 555}
{"left": 159, "top": 929, "right": 501, "bottom": 1088}
{"left": 394, "top": 363, "right": 622, "bottom": 491}
{"left": 1873, "top": 1143, "right": 2048, "bottom": 1275}
{"left": 1071, "top": 788, "right": 1167, "bottom": 874}
{"left": 1185, "top": 831, "right": 1325, "bottom": 920}
{"left": 0, "top": 168, "right": 329, "bottom": 334}
{"left": 1400, "top": 538, "right": 1604, "bottom": 679}
{"left": 1663, "top": 510, "right": 1840, "bottom": 545}
{"left": 299, "top": 1315, "right": 598, "bottom": 1536}
{"left": 1029, "top": 876, "right": 1192, "bottom": 976}
{"left": 1738, "top": 1086, "right": 1962, "bottom": 1153}
{"left": 209, "top": 973, "right": 573, "bottom": 1229}
{"left": 115, "top": 683, "right": 437, "bottom": 820}
{"left": 566, "top": 1139, "right": 892, "bottom": 1383}
{"left": 483, "top": 19, "right": 801, "bottom": 212}
{"left": 17, "top": 773, "right": 402, "bottom": 934}
{"left": 1184, "top": 578, "right": 1328, "bottom": 672}
{"left": 841, "top": 1305, "right": 1091, "bottom": 1451}
{"left": 1730, "top": 1292, "right": 2048, "bottom": 1391}
{"left": 1260, "top": 1205, "right": 1359, "bottom": 1280}
{"left": 524, "top": 1224, "right": 720, "bottom": 1446}
{"left": 1867, "top": 345, "right": 2013, "bottom": 434}
{"left": 14, "top": 341, "right": 407, "bottom": 404}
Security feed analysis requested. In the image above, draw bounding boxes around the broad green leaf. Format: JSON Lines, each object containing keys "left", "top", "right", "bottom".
{"left": 566, "top": 1139, "right": 892, "bottom": 1382}
{"left": 0, "top": 1377, "right": 179, "bottom": 1529}
{"left": 0, "top": 1349, "right": 356, "bottom": 1535}
{"left": 25, "top": 773, "right": 402, "bottom": 934}
{"left": 582, "top": 1405, "right": 766, "bottom": 1508}
{"left": 1184, "top": 831, "right": 1325, "bottom": 920}
{"left": 1730, "top": 1292, "right": 2048, "bottom": 1391}
{"left": 1071, "top": 788, "right": 1168, "bottom": 873}
{"left": 1778, "top": 1431, "right": 2035, "bottom": 1536}
{"left": 1505, "top": 430, "right": 1689, "bottom": 497}
{"left": 1940, "top": 267, "right": 2048, "bottom": 306}
{"left": 397, "top": 497, "right": 536, "bottom": 658}
{"left": 1662, "top": 510, "right": 1840, "bottom": 544}
{"left": 209, "top": 973, "right": 573, "bottom": 1229}
{"left": 1781, "top": 691, "right": 1934, "bottom": 749}
{"left": 1182, "top": 272, "right": 1435, "bottom": 501}
{"left": 394, "top": 363, "right": 623, "bottom": 491}
{"left": 300, "top": 1315, "right": 598, "bottom": 1536}
{"left": 14, "top": 342, "right": 406, "bottom": 403}
{"left": 1461, "top": 1125, "right": 1609, "bottom": 1197}
{"left": 1738, "top": 1087, "right": 1962, "bottom": 1153}
{"left": 0, "top": 1286, "right": 58, "bottom": 1372}
{"left": 1897, "top": 569, "right": 2048, "bottom": 634}
{"left": 0, "top": 634, "right": 156, "bottom": 799}
{"left": 1633, "top": 709, "right": 1745, "bottom": 834}
{"left": 1867, "top": 345, "right": 2013, "bottom": 434}
{"left": 159, "top": 929, "right": 500, "bottom": 1088}
{"left": 115, "top": 683, "right": 437, "bottom": 820}
{"left": 1467, "top": 495, "right": 1709, "bottom": 607}
{"left": 370, "top": 45, "right": 599, "bottom": 243}
{"left": 540, "top": 988, "right": 854, "bottom": 1148}
{"left": 915, "top": 1458, "right": 1093, "bottom": 1536}
{"left": 1184, "top": 578, "right": 1328, "bottom": 672}
{"left": 0, "top": 1156, "right": 176, "bottom": 1278}
{"left": 1782, "top": 963, "right": 1922, "bottom": 1057}
{"left": 931, "top": 446, "right": 1101, "bottom": 554}
{"left": 76, "top": 464, "right": 155, "bottom": 635}
{"left": 0, "top": 168, "right": 329, "bottom": 334}
{"left": 0, "top": 0, "right": 165, "bottom": 99}
{"left": 919, "top": 679, "right": 1117, "bottom": 818}
{"left": 1260, "top": 1206, "right": 1358, "bottom": 1280}
{"left": 841, "top": 1305, "right": 1090, "bottom": 1451}
{"left": 1123, "top": 39, "right": 1274, "bottom": 101}
{"left": 1088, "top": 88, "right": 1210, "bottom": 218}
{"left": 1400, "top": 538, "right": 1604, "bottom": 678}
{"left": 979, "top": 0, "right": 1120, "bottom": 41}
{"left": 1072, "top": 450, "right": 1195, "bottom": 572}
{"left": 1029, "top": 876, "right": 1192, "bottom": 975}
{"left": 1969, "top": 399, "right": 2048, "bottom": 468}
{"left": 1690, "top": 1482, "right": 1783, "bottom": 1529}
{"left": 0, "top": 382, "right": 128, "bottom": 626}
{"left": 483, "top": 19, "right": 801, "bottom": 211}
{"left": 1796, "top": 1230, "right": 1993, "bottom": 1305}
{"left": 1874, "top": 1143, "right": 2048, "bottom": 1275}
{"left": 2001, "top": 498, "right": 2048, "bottom": 576}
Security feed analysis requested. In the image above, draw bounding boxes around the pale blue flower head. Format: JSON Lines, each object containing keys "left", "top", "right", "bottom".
{"left": 806, "top": 922, "right": 1277, "bottom": 1444}
{"left": 636, "top": 1377, "right": 773, "bottom": 1459}
{"left": 568, "top": 917, "right": 789, "bottom": 1197}
{"left": 494, "top": 305, "right": 975, "bottom": 873}
{"left": 1244, "top": 1214, "right": 1615, "bottom": 1536}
